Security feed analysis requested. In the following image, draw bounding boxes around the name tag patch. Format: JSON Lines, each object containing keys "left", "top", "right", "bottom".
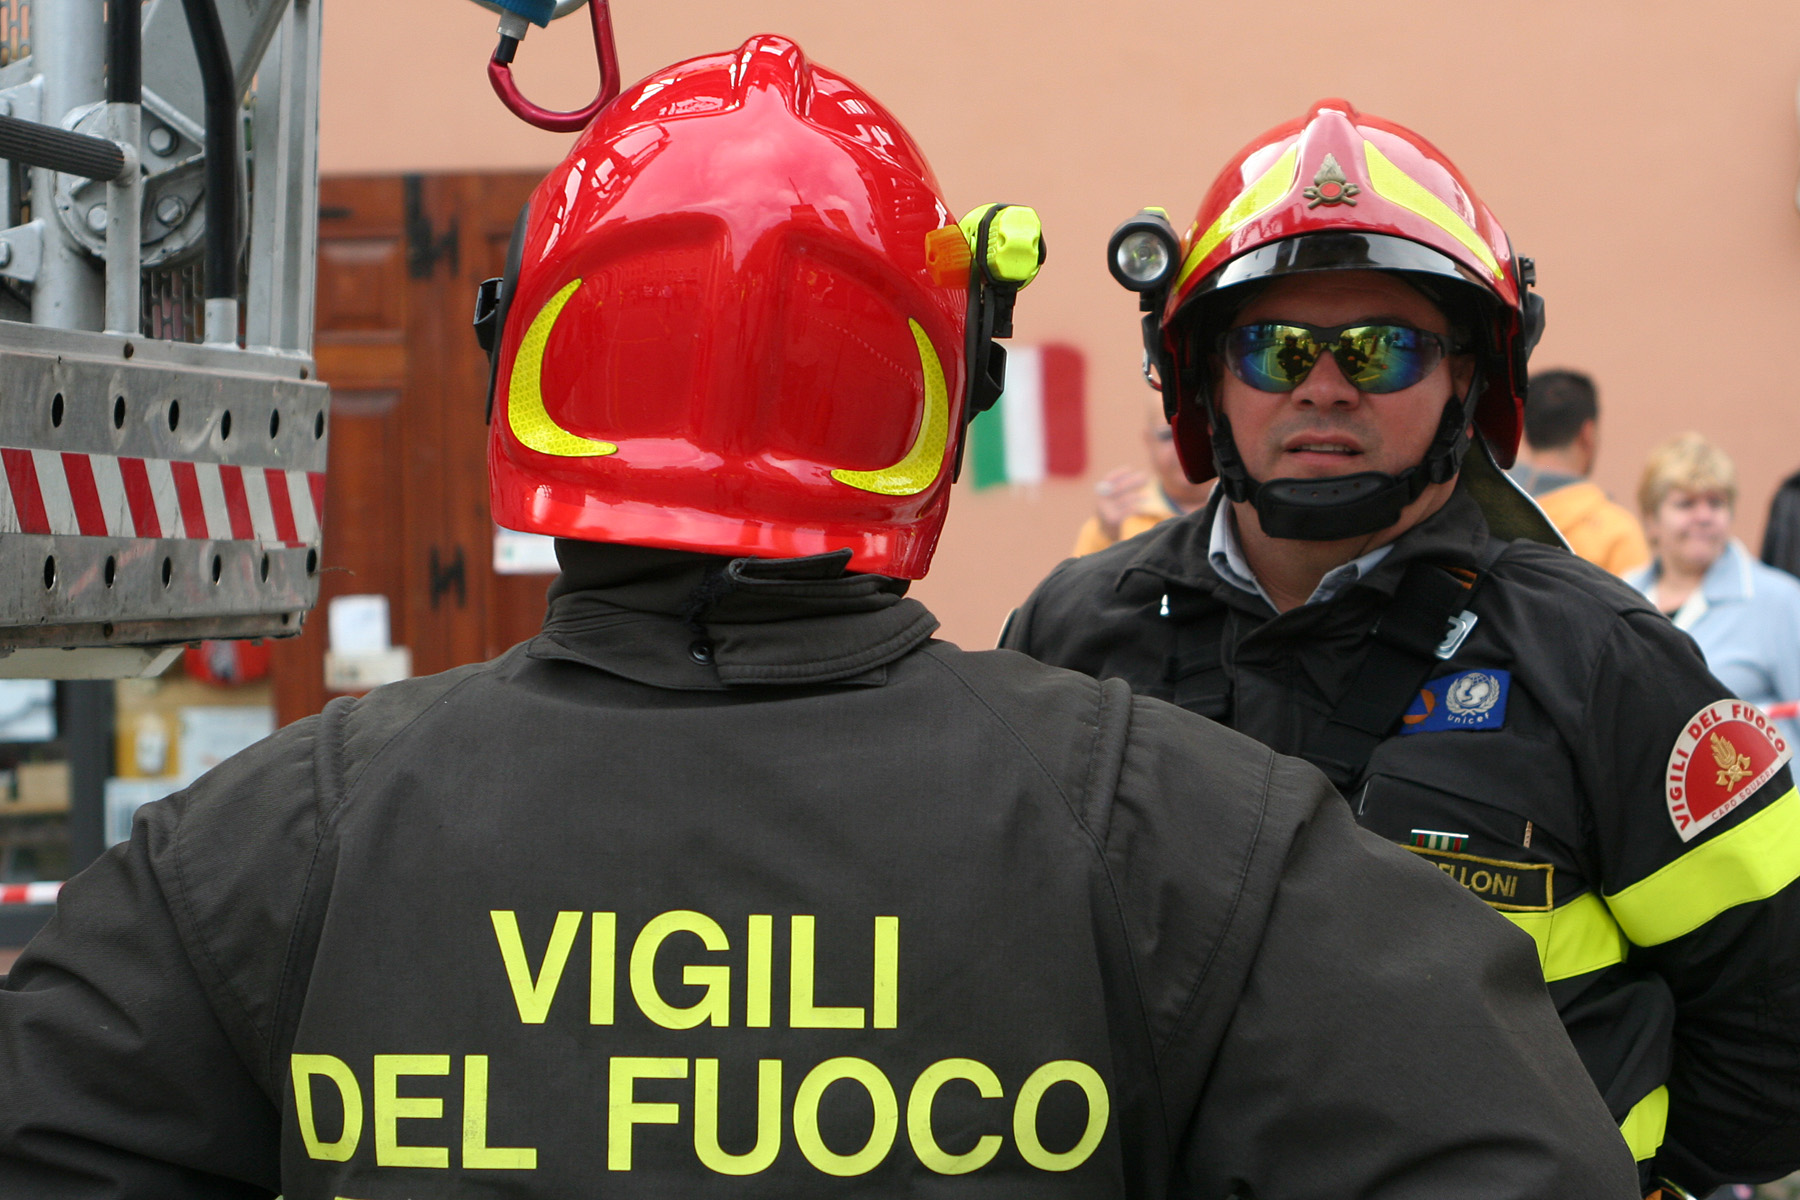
{"left": 1398, "top": 669, "right": 1510, "bottom": 735}
{"left": 1404, "top": 845, "right": 1554, "bottom": 911}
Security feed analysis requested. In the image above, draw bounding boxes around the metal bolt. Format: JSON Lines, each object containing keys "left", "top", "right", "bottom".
{"left": 0, "top": 99, "right": 13, "bottom": 119}
{"left": 155, "top": 194, "right": 187, "bottom": 226}
{"left": 0, "top": 242, "right": 14, "bottom": 269}
{"left": 146, "top": 125, "right": 176, "bottom": 156}
{"left": 86, "top": 205, "right": 108, "bottom": 233}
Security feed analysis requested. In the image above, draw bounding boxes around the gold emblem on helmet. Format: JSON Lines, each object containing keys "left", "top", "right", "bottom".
{"left": 1303, "top": 154, "right": 1360, "bottom": 208}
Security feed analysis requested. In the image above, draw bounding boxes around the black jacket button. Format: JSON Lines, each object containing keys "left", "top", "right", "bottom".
{"left": 689, "top": 640, "right": 715, "bottom": 664}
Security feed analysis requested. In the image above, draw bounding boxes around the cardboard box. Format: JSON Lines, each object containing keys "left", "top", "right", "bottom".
{"left": 12, "top": 761, "right": 70, "bottom": 812}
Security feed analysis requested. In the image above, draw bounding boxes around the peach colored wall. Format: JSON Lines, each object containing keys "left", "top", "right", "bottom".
{"left": 323, "top": 2, "right": 1800, "bottom": 647}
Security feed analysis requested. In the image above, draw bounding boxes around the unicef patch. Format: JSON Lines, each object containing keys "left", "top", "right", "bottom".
{"left": 1398, "top": 669, "right": 1511, "bottom": 735}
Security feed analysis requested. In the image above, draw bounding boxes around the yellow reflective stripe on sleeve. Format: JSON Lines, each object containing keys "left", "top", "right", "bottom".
{"left": 1501, "top": 891, "right": 1629, "bottom": 983}
{"left": 1619, "top": 1085, "right": 1669, "bottom": 1161}
{"left": 1175, "top": 146, "right": 1300, "bottom": 292}
{"left": 1360, "top": 140, "right": 1502, "bottom": 279}
{"left": 1606, "top": 785, "right": 1800, "bottom": 947}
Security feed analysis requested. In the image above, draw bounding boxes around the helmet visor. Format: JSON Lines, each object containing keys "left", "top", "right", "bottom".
{"left": 1200, "top": 230, "right": 1491, "bottom": 297}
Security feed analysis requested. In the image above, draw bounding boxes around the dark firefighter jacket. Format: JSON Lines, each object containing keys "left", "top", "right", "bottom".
{"left": 0, "top": 544, "right": 1637, "bottom": 1199}
{"left": 1002, "top": 484, "right": 1800, "bottom": 1194}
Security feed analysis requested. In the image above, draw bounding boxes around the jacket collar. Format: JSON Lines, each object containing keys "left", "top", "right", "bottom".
{"left": 1118, "top": 479, "right": 1493, "bottom": 607}
{"left": 531, "top": 542, "right": 939, "bottom": 690}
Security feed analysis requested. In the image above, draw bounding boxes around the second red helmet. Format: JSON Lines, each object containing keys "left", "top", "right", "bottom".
{"left": 1126, "top": 99, "right": 1543, "bottom": 512}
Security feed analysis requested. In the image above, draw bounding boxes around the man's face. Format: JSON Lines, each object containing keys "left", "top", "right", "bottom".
{"left": 1214, "top": 271, "right": 1473, "bottom": 483}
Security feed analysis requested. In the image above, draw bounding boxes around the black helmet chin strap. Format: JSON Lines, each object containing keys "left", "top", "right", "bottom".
{"left": 1210, "top": 360, "right": 1483, "bottom": 542}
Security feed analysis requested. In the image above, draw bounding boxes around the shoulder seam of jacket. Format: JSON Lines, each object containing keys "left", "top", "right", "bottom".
{"left": 1079, "top": 677, "right": 1132, "bottom": 839}
{"left": 920, "top": 649, "right": 1177, "bottom": 1149}
{"left": 1091, "top": 683, "right": 1181, "bottom": 1151}
{"left": 166, "top": 750, "right": 293, "bottom": 1084}
{"left": 334, "top": 652, "right": 520, "bottom": 800}
{"left": 1085, "top": 682, "right": 1177, "bottom": 1120}
{"left": 918, "top": 647, "right": 1092, "bottom": 831}
{"left": 1498, "top": 550, "right": 1661, "bottom": 623}
{"left": 263, "top": 657, "right": 515, "bottom": 1082}
{"left": 264, "top": 700, "right": 352, "bottom": 1084}
{"left": 1158, "top": 735, "right": 1274, "bottom": 1066}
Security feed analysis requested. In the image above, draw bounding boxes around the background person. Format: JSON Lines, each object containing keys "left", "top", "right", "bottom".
{"left": 1509, "top": 369, "right": 1649, "bottom": 574}
{"left": 0, "top": 44, "right": 1636, "bottom": 1200}
{"left": 1762, "top": 467, "right": 1800, "bottom": 580}
{"left": 1003, "top": 98, "right": 1800, "bottom": 1198}
{"left": 1627, "top": 433, "right": 1800, "bottom": 746}
{"left": 1074, "top": 399, "right": 1213, "bottom": 554}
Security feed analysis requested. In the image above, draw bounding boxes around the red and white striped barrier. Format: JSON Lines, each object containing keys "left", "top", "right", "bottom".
{"left": 1767, "top": 701, "right": 1800, "bottom": 721}
{"left": 0, "top": 447, "right": 323, "bottom": 548}
{"left": 0, "top": 881, "right": 61, "bottom": 905}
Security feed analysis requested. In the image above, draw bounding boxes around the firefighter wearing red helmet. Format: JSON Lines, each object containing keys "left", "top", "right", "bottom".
{"left": 1004, "top": 99, "right": 1800, "bottom": 1197}
{"left": 0, "top": 61, "right": 1634, "bottom": 1198}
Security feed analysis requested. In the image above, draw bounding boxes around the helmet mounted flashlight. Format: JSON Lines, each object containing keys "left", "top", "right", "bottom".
{"left": 1108, "top": 208, "right": 1182, "bottom": 401}
{"left": 1107, "top": 209, "right": 1179, "bottom": 294}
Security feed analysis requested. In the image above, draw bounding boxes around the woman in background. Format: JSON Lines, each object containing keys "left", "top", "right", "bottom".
{"left": 1626, "top": 433, "right": 1800, "bottom": 747}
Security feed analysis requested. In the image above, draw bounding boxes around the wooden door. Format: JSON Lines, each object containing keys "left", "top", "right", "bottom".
{"left": 272, "top": 173, "right": 553, "bottom": 727}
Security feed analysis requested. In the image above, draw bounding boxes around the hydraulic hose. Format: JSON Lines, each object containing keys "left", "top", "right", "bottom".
{"left": 109, "top": 0, "right": 141, "bottom": 106}
{"left": 177, "top": 0, "right": 237, "bottom": 305}
{"left": 106, "top": 0, "right": 144, "bottom": 335}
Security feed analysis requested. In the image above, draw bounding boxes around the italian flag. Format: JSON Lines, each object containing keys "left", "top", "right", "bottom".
{"left": 967, "top": 344, "right": 1086, "bottom": 489}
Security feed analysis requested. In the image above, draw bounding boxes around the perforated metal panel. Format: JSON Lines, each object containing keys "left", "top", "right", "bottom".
{"left": 0, "top": 322, "right": 326, "bottom": 656}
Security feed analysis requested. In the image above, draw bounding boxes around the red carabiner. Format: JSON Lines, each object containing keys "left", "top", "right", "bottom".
{"left": 488, "top": 0, "right": 620, "bottom": 133}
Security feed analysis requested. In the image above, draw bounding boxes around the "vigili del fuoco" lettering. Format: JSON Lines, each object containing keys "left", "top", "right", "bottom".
{"left": 287, "top": 910, "right": 1111, "bottom": 1179}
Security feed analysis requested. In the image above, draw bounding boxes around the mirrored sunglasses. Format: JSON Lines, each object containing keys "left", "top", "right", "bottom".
{"left": 1220, "top": 321, "right": 1455, "bottom": 394}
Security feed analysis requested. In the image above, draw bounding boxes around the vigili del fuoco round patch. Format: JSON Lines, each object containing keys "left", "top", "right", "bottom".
{"left": 1667, "top": 700, "right": 1793, "bottom": 842}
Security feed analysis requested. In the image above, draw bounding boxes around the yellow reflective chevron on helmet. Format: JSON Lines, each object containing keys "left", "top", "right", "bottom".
{"left": 831, "top": 319, "right": 947, "bottom": 497}
{"left": 508, "top": 279, "right": 619, "bottom": 458}
{"left": 1175, "top": 145, "right": 1301, "bottom": 293}
{"left": 1606, "top": 785, "right": 1800, "bottom": 947}
{"left": 1361, "top": 140, "right": 1502, "bottom": 279}
{"left": 1502, "top": 891, "right": 1629, "bottom": 983}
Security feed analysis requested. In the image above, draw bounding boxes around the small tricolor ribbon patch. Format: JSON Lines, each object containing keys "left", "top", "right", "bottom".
{"left": 1411, "top": 829, "right": 1468, "bottom": 852}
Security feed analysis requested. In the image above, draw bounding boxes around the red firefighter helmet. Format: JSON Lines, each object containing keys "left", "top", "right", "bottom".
{"left": 1147, "top": 99, "right": 1543, "bottom": 502}
{"left": 487, "top": 35, "right": 989, "bottom": 578}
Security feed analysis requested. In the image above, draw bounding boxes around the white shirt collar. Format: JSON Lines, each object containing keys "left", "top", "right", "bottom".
{"left": 1207, "top": 501, "right": 1395, "bottom": 609}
